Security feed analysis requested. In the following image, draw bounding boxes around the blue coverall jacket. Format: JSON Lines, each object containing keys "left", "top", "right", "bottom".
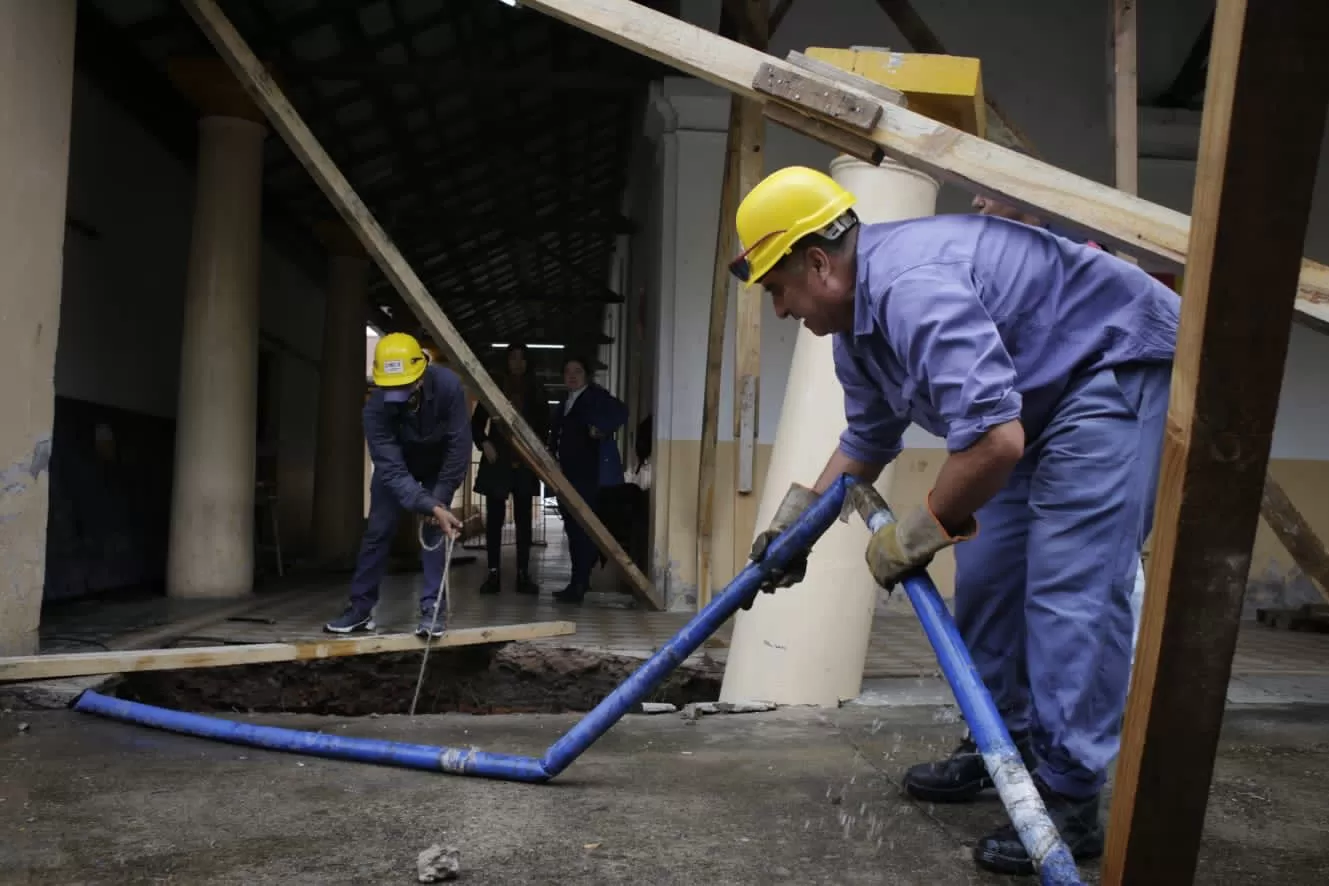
{"left": 364, "top": 363, "right": 471, "bottom": 515}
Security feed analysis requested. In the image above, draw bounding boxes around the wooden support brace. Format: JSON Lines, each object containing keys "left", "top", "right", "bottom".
{"left": 1261, "top": 475, "right": 1329, "bottom": 607}
{"left": 752, "top": 62, "right": 884, "bottom": 131}
{"left": 516, "top": 0, "right": 1329, "bottom": 334}
{"left": 0, "top": 621, "right": 578, "bottom": 683}
{"left": 697, "top": 97, "right": 743, "bottom": 609}
{"left": 1103, "top": 1, "right": 1329, "bottom": 882}
{"left": 180, "top": 0, "right": 664, "bottom": 611}
{"left": 1110, "top": 0, "right": 1140, "bottom": 195}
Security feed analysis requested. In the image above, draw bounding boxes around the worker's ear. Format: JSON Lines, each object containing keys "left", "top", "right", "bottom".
{"left": 806, "top": 246, "right": 833, "bottom": 281}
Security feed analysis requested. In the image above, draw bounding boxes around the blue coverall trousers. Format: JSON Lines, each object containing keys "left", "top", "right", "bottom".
{"left": 348, "top": 476, "right": 446, "bottom": 616}
{"left": 952, "top": 363, "right": 1170, "bottom": 800}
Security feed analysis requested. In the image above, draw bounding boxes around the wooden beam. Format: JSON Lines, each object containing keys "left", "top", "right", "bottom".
{"left": 180, "top": 0, "right": 665, "bottom": 611}
{"left": 698, "top": 0, "right": 765, "bottom": 608}
{"left": 516, "top": 0, "right": 1329, "bottom": 335}
{"left": 0, "top": 621, "right": 578, "bottom": 683}
{"left": 697, "top": 98, "right": 743, "bottom": 610}
{"left": 1103, "top": 2, "right": 1329, "bottom": 882}
{"left": 1261, "top": 475, "right": 1329, "bottom": 608}
{"left": 873, "top": 0, "right": 1041, "bottom": 156}
{"left": 1111, "top": 0, "right": 1139, "bottom": 195}
{"left": 731, "top": 0, "right": 767, "bottom": 551}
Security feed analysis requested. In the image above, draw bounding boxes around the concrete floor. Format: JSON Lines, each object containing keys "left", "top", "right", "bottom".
{"left": 2, "top": 695, "right": 1328, "bottom": 885}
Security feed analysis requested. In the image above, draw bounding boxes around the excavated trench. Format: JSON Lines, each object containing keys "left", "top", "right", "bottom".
{"left": 110, "top": 642, "right": 724, "bottom": 716}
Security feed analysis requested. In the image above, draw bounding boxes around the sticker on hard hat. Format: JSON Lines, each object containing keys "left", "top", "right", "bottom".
{"left": 383, "top": 359, "right": 404, "bottom": 374}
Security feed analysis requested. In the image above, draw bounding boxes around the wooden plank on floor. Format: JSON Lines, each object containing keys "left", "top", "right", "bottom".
{"left": 0, "top": 621, "right": 578, "bottom": 683}
{"left": 179, "top": 0, "right": 664, "bottom": 612}
{"left": 518, "top": 0, "right": 1329, "bottom": 334}
{"left": 1102, "top": 2, "right": 1329, "bottom": 882}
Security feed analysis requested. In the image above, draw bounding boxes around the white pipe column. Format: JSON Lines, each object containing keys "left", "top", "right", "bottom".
{"left": 720, "top": 156, "right": 939, "bottom": 706}
{"left": 0, "top": 1, "right": 76, "bottom": 655}
{"left": 165, "top": 109, "right": 266, "bottom": 599}
{"left": 312, "top": 225, "right": 369, "bottom": 567}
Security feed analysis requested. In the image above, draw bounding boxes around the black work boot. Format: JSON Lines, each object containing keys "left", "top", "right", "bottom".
{"left": 514, "top": 570, "right": 539, "bottom": 595}
{"left": 479, "top": 569, "right": 501, "bottom": 595}
{"left": 902, "top": 729, "right": 1037, "bottom": 803}
{"left": 972, "top": 776, "right": 1104, "bottom": 876}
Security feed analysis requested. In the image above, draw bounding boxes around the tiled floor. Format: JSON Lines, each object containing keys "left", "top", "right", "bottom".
{"left": 36, "top": 513, "right": 1329, "bottom": 680}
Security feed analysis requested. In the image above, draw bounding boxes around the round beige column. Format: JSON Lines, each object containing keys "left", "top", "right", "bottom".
{"left": 312, "top": 225, "right": 370, "bottom": 568}
{"left": 165, "top": 114, "right": 267, "bottom": 599}
{"left": 719, "top": 156, "right": 939, "bottom": 706}
{"left": 0, "top": 1, "right": 76, "bottom": 655}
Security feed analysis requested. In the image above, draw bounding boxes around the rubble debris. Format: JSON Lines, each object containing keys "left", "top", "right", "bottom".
{"left": 416, "top": 844, "right": 461, "bottom": 883}
{"left": 638, "top": 702, "right": 677, "bottom": 714}
{"left": 680, "top": 700, "right": 778, "bottom": 720}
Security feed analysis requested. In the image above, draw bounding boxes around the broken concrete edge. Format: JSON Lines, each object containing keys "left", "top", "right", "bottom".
{"left": 0, "top": 673, "right": 118, "bottom": 711}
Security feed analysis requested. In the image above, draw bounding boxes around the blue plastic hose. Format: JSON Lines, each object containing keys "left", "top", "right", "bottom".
{"left": 849, "top": 483, "right": 1084, "bottom": 886}
{"left": 72, "top": 690, "right": 552, "bottom": 782}
{"left": 73, "top": 475, "right": 855, "bottom": 783}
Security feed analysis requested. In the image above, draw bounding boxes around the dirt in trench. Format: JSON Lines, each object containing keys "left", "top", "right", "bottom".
{"left": 110, "top": 643, "right": 724, "bottom": 716}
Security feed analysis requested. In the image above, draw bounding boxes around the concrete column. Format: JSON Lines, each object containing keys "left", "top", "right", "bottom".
{"left": 165, "top": 73, "right": 267, "bottom": 598}
{"left": 0, "top": 1, "right": 77, "bottom": 656}
{"left": 311, "top": 223, "right": 369, "bottom": 567}
{"left": 720, "top": 156, "right": 940, "bottom": 706}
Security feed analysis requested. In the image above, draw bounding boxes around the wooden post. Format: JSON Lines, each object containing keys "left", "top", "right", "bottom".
{"left": 1110, "top": 0, "right": 1139, "bottom": 195}
{"left": 1103, "top": 2, "right": 1329, "bottom": 882}
{"left": 696, "top": 102, "right": 742, "bottom": 609}
{"left": 697, "top": 0, "right": 767, "bottom": 608}
{"left": 180, "top": 0, "right": 664, "bottom": 611}
{"left": 731, "top": 0, "right": 767, "bottom": 531}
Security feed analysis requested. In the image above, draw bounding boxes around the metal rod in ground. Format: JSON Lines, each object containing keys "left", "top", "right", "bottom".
{"left": 540, "top": 473, "right": 855, "bottom": 776}
{"left": 848, "top": 483, "right": 1084, "bottom": 886}
{"left": 70, "top": 477, "right": 854, "bottom": 783}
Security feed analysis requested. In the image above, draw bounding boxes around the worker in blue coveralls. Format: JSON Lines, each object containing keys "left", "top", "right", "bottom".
{"left": 733, "top": 167, "right": 1179, "bottom": 877}
{"left": 324, "top": 332, "right": 469, "bottom": 639}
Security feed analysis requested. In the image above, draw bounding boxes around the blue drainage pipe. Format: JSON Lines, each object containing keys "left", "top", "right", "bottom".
{"left": 72, "top": 474, "right": 856, "bottom": 782}
{"left": 72, "top": 690, "right": 551, "bottom": 781}
{"left": 845, "top": 483, "right": 1083, "bottom": 886}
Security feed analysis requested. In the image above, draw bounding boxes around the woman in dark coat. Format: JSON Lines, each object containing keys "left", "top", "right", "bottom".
{"left": 471, "top": 343, "right": 549, "bottom": 594}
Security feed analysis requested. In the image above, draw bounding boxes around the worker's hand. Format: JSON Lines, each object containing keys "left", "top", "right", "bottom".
{"left": 431, "top": 505, "right": 463, "bottom": 539}
{"left": 588, "top": 426, "right": 603, "bottom": 439}
{"left": 482, "top": 441, "right": 498, "bottom": 464}
{"left": 865, "top": 498, "right": 977, "bottom": 589}
{"left": 742, "top": 483, "right": 819, "bottom": 609}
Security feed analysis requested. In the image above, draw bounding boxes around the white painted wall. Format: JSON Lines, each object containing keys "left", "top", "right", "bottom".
{"left": 647, "top": 0, "right": 1329, "bottom": 461}
{"left": 56, "top": 71, "right": 328, "bottom": 560}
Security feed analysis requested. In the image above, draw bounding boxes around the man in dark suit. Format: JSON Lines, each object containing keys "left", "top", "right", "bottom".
{"left": 471, "top": 343, "right": 549, "bottom": 595}
{"left": 324, "top": 333, "right": 468, "bottom": 638}
{"left": 548, "top": 356, "right": 627, "bottom": 604}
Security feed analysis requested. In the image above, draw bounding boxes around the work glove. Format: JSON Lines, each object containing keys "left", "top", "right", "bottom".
{"left": 741, "top": 483, "right": 819, "bottom": 609}
{"left": 865, "top": 494, "right": 977, "bottom": 590}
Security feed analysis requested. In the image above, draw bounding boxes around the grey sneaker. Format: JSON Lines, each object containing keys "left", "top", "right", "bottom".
{"left": 416, "top": 606, "right": 446, "bottom": 639}
{"left": 324, "top": 607, "right": 375, "bottom": 634}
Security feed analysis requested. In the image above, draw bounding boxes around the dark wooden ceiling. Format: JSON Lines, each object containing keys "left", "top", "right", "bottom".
{"left": 83, "top": 0, "right": 676, "bottom": 382}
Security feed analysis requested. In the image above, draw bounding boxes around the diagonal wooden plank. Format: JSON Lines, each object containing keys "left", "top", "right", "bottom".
{"left": 517, "top": 0, "right": 1329, "bottom": 334}
{"left": 1103, "top": 0, "right": 1329, "bottom": 880}
{"left": 179, "top": 0, "right": 663, "bottom": 611}
{"left": 0, "top": 621, "right": 579, "bottom": 683}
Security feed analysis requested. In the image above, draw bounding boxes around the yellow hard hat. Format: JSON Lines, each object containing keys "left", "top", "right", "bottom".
{"left": 372, "top": 332, "right": 428, "bottom": 395}
{"left": 729, "top": 166, "right": 858, "bottom": 284}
